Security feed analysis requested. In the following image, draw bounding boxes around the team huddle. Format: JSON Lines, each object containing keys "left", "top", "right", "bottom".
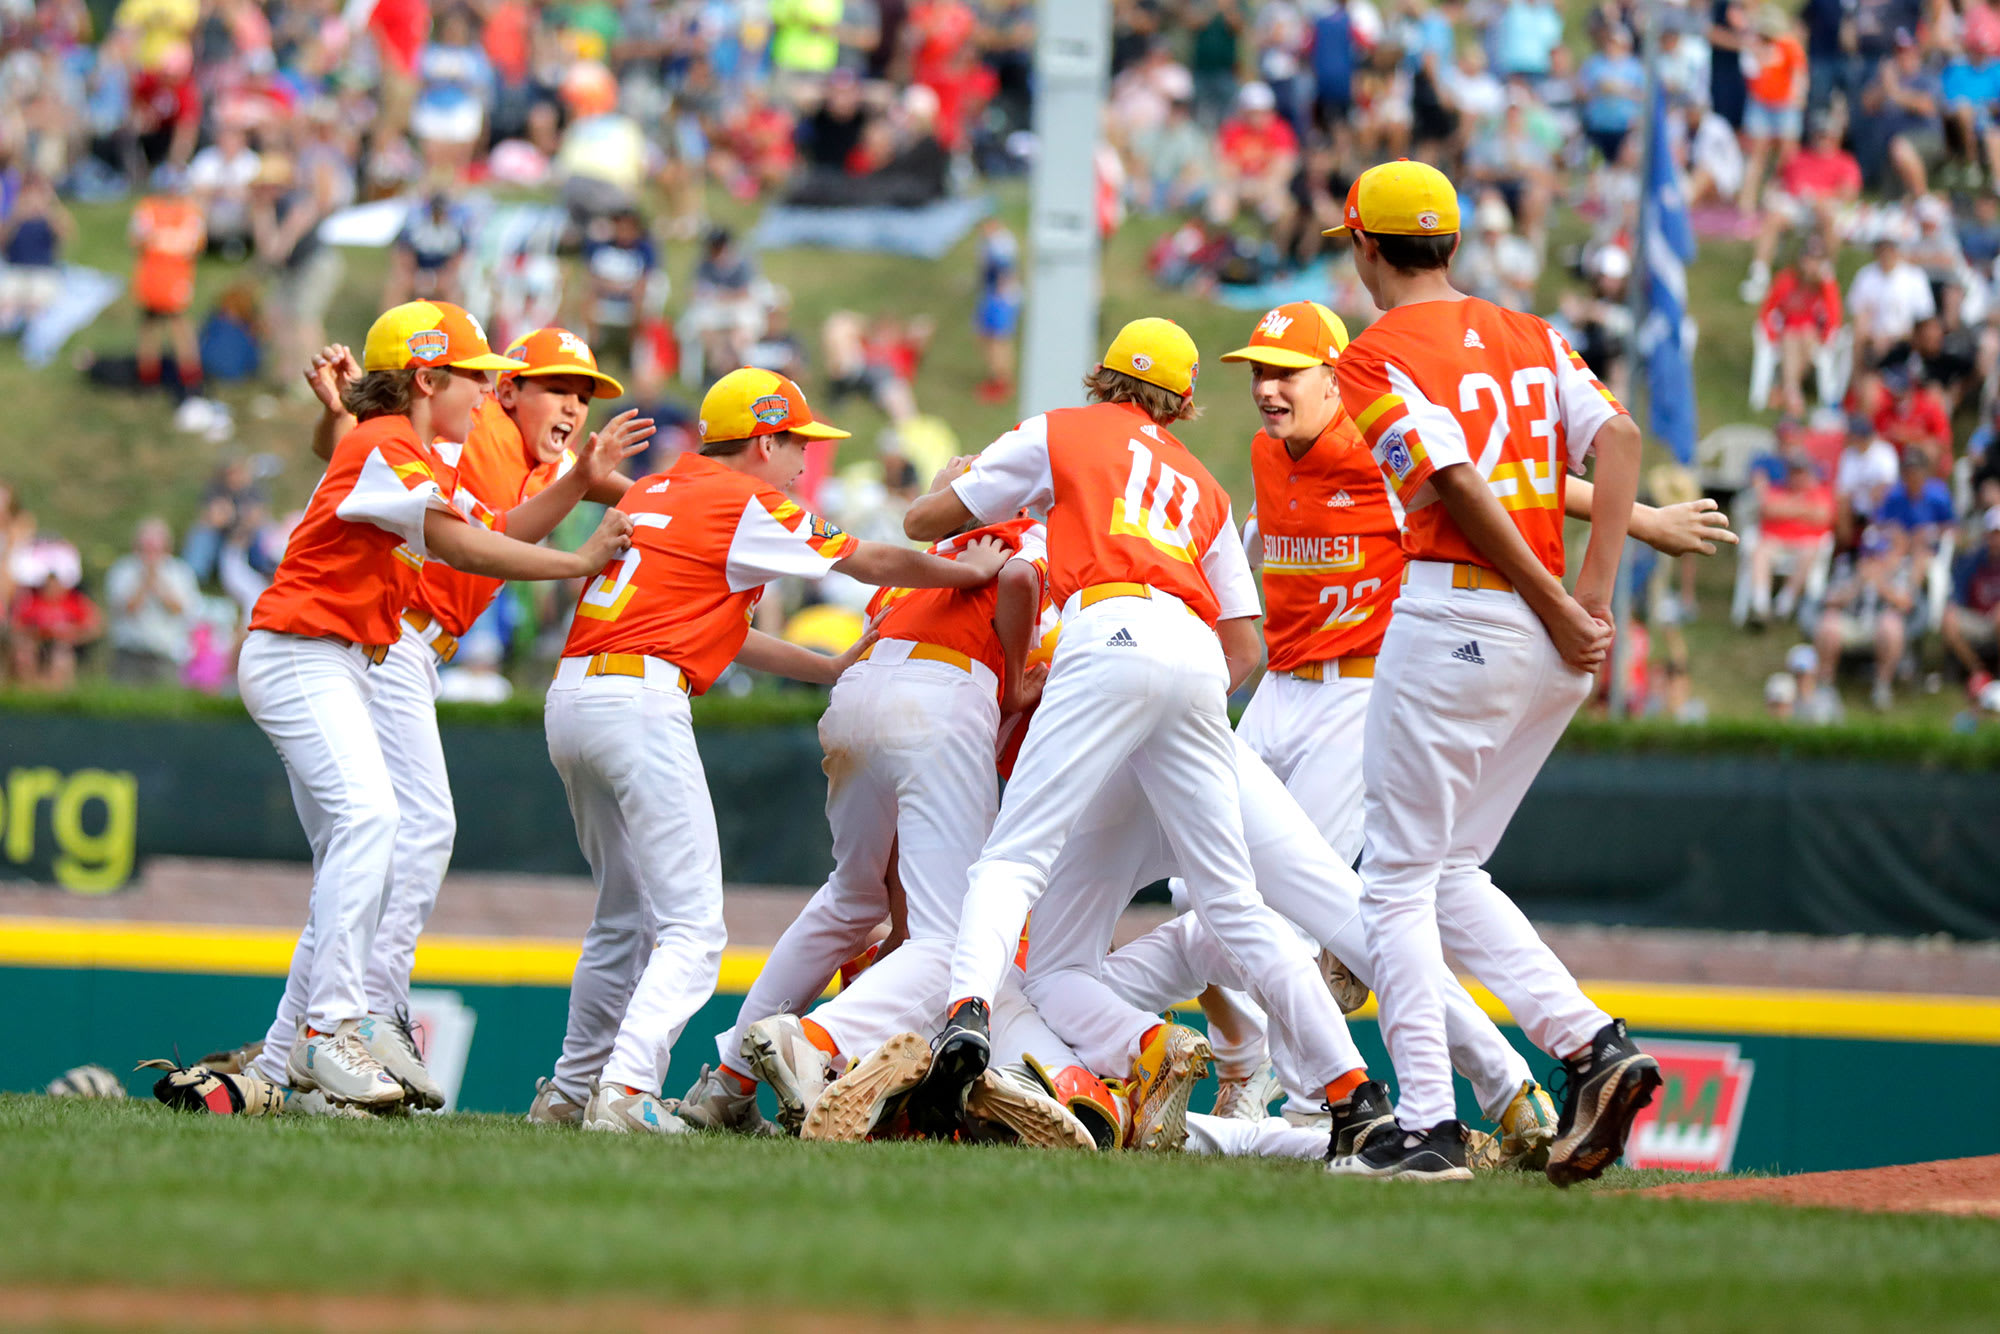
{"left": 190, "top": 161, "right": 1738, "bottom": 1182}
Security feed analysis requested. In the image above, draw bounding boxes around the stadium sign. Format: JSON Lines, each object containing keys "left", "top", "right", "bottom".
{"left": 1624, "top": 1039, "right": 1756, "bottom": 1173}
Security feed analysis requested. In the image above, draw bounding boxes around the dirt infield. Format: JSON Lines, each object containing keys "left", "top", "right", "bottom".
{"left": 1644, "top": 1155, "right": 2000, "bottom": 1218}
{"left": 0, "top": 1286, "right": 1272, "bottom": 1334}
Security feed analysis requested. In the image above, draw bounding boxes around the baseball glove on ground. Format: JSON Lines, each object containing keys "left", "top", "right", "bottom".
{"left": 46, "top": 1064, "right": 127, "bottom": 1099}
{"left": 138, "top": 1059, "right": 287, "bottom": 1117}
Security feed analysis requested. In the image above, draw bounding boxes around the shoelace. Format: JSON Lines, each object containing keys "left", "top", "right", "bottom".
{"left": 390, "top": 1004, "right": 424, "bottom": 1061}
{"left": 328, "top": 1027, "right": 386, "bottom": 1074}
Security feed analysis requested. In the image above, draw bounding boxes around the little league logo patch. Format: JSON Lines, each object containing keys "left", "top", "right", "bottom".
{"left": 406, "top": 329, "right": 451, "bottom": 362}
{"left": 1623, "top": 1039, "right": 1756, "bottom": 1173}
{"left": 751, "top": 393, "right": 792, "bottom": 426}
{"left": 809, "top": 513, "right": 847, "bottom": 542}
{"left": 1381, "top": 427, "right": 1414, "bottom": 479}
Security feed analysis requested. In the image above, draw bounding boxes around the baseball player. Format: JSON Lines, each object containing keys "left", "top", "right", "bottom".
{"left": 902, "top": 318, "right": 1369, "bottom": 1140}
{"left": 1323, "top": 160, "right": 1659, "bottom": 1182}
{"left": 297, "top": 327, "right": 647, "bottom": 1107}
{"left": 243, "top": 300, "right": 634, "bottom": 1107}
{"left": 531, "top": 368, "right": 1012, "bottom": 1134}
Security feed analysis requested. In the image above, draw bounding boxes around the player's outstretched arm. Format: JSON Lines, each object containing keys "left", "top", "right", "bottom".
{"left": 1566, "top": 478, "right": 1738, "bottom": 557}
{"left": 1573, "top": 415, "right": 1644, "bottom": 620}
{"left": 903, "top": 456, "right": 978, "bottom": 541}
{"left": 423, "top": 507, "right": 632, "bottom": 581}
{"left": 736, "top": 626, "right": 879, "bottom": 686}
{"left": 835, "top": 536, "right": 1009, "bottom": 589}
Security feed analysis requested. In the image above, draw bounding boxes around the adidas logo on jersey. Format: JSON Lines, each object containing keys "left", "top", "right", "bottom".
{"left": 1463, "top": 329, "right": 1486, "bottom": 349}
{"left": 1327, "top": 490, "right": 1355, "bottom": 508}
{"left": 1450, "top": 640, "right": 1486, "bottom": 665}
{"left": 646, "top": 480, "right": 671, "bottom": 493}
{"left": 1106, "top": 628, "right": 1137, "bottom": 647}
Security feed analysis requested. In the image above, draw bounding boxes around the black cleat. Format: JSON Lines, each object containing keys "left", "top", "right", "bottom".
{"left": 1327, "top": 1118, "right": 1474, "bottom": 1181}
{"left": 1545, "top": 1018, "right": 1663, "bottom": 1188}
{"left": 913, "top": 998, "right": 991, "bottom": 1137}
{"left": 1324, "top": 1079, "right": 1397, "bottom": 1161}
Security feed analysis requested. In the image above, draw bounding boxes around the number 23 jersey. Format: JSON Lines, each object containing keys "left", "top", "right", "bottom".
{"left": 1336, "top": 297, "right": 1626, "bottom": 579}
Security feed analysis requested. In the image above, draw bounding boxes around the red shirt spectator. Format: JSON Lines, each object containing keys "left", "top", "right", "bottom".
{"left": 909, "top": 0, "right": 978, "bottom": 87}
{"left": 923, "top": 52, "right": 998, "bottom": 153}
{"left": 12, "top": 582, "right": 101, "bottom": 643}
{"left": 1874, "top": 377, "right": 1953, "bottom": 468}
{"left": 1218, "top": 108, "right": 1300, "bottom": 178}
{"left": 1761, "top": 469, "right": 1836, "bottom": 542}
{"left": 1777, "top": 139, "right": 1862, "bottom": 200}
{"left": 1760, "top": 266, "right": 1842, "bottom": 340}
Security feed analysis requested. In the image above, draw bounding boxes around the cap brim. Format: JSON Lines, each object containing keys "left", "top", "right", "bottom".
{"left": 450, "top": 352, "right": 531, "bottom": 371}
{"left": 1321, "top": 223, "right": 1353, "bottom": 239}
{"left": 1219, "top": 345, "right": 1326, "bottom": 369}
{"left": 513, "top": 363, "right": 627, "bottom": 399}
{"left": 792, "top": 420, "right": 851, "bottom": 440}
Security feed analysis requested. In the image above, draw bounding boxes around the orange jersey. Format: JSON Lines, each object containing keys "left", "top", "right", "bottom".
{"left": 951, "top": 401, "right": 1259, "bottom": 628}
{"left": 131, "top": 196, "right": 204, "bottom": 313}
{"left": 250, "top": 415, "right": 461, "bottom": 647}
{"left": 865, "top": 517, "right": 1049, "bottom": 698}
{"left": 416, "top": 398, "right": 575, "bottom": 636}
{"left": 1248, "top": 413, "right": 1403, "bottom": 669}
{"left": 560, "top": 451, "right": 860, "bottom": 693}
{"left": 1336, "top": 298, "right": 1626, "bottom": 578}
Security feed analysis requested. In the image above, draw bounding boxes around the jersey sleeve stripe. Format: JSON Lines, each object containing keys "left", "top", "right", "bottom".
{"left": 1353, "top": 392, "right": 1406, "bottom": 437}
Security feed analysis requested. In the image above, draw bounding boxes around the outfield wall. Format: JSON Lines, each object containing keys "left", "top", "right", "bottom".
{"left": 3, "top": 713, "right": 1998, "bottom": 938}
{"left": 6, "top": 917, "right": 1996, "bottom": 1175}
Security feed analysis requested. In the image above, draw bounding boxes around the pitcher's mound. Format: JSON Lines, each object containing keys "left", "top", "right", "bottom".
{"left": 1644, "top": 1155, "right": 2000, "bottom": 1218}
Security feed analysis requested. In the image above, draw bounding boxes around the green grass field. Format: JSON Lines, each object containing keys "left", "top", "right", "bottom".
{"left": 3, "top": 1096, "right": 1996, "bottom": 1332}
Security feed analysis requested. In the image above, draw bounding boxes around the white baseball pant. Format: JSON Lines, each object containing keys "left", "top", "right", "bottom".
{"left": 1362, "top": 563, "right": 1609, "bottom": 1132}
{"left": 238, "top": 630, "right": 400, "bottom": 1083}
{"left": 1236, "top": 667, "right": 1373, "bottom": 863}
{"left": 716, "top": 648, "right": 1000, "bottom": 1071}
{"left": 948, "top": 593, "right": 1351, "bottom": 1089}
{"left": 361, "top": 621, "right": 456, "bottom": 1017}
{"left": 1184, "top": 1112, "right": 1330, "bottom": 1159}
{"left": 545, "top": 657, "right": 726, "bottom": 1099}
{"left": 812, "top": 944, "right": 1081, "bottom": 1077}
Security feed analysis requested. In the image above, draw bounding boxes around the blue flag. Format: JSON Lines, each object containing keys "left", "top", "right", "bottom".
{"left": 1640, "top": 89, "right": 1697, "bottom": 464}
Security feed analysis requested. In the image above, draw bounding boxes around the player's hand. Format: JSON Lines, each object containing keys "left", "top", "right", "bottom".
{"left": 574, "top": 508, "right": 635, "bottom": 573}
{"left": 956, "top": 536, "right": 1010, "bottom": 581}
{"left": 928, "top": 455, "right": 976, "bottom": 494}
{"left": 1004, "top": 661, "right": 1048, "bottom": 715}
{"left": 303, "top": 344, "right": 360, "bottom": 416}
{"left": 576, "top": 409, "right": 656, "bottom": 483}
{"left": 1546, "top": 593, "right": 1613, "bottom": 673}
{"left": 830, "top": 626, "right": 880, "bottom": 678}
{"left": 1642, "top": 497, "right": 1738, "bottom": 557}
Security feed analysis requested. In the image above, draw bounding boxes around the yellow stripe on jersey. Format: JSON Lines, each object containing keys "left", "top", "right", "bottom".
{"left": 769, "top": 499, "right": 803, "bottom": 526}
{"left": 1353, "top": 392, "right": 1406, "bottom": 438}
{"left": 390, "top": 460, "right": 436, "bottom": 485}
{"left": 1489, "top": 459, "right": 1562, "bottom": 512}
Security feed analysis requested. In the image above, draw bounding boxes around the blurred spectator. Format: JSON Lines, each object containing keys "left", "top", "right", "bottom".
{"left": 974, "top": 217, "right": 1020, "bottom": 403}
{"left": 1756, "top": 242, "right": 1842, "bottom": 415}
{"left": 1876, "top": 445, "right": 1956, "bottom": 547}
{"left": 1741, "top": 116, "right": 1859, "bottom": 302}
{"left": 1493, "top": 0, "right": 1564, "bottom": 80}
{"left": 1863, "top": 30, "right": 1943, "bottom": 196}
{"left": 554, "top": 61, "right": 658, "bottom": 221}
{"left": 583, "top": 207, "right": 658, "bottom": 369}
{"left": 196, "top": 281, "right": 265, "bottom": 384}
{"left": 1708, "top": 0, "right": 1752, "bottom": 132}
{"left": 412, "top": 6, "right": 495, "bottom": 180}
{"left": 1578, "top": 24, "right": 1643, "bottom": 165}
{"left": 124, "top": 40, "right": 201, "bottom": 177}
{"left": 1129, "top": 93, "right": 1211, "bottom": 215}
{"left": 1211, "top": 81, "right": 1298, "bottom": 229}
{"left": 0, "top": 175, "right": 72, "bottom": 334}
{"left": 182, "top": 455, "right": 267, "bottom": 585}
{"left": 1764, "top": 668, "right": 1798, "bottom": 716}
{"left": 772, "top": 0, "right": 846, "bottom": 81}
{"left": 105, "top": 515, "right": 198, "bottom": 685}
{"left": 1942, "top": 507, "right": 2000, "bottom": 696}
{"left": 438, "top": 634, "right": 514, "bottom": 703}
{"left": 1455, "top": 192, "right": 1540, "bottom": 309}
{"left": 1846, "top": 235, "right": 1935, "bottom": 368}
{"left": 1188, "top": 0, "right": 1248, "bottom": 126}
{"left": 1746, "top": 446, "right": 1835, "bottom": 625}
{"left": 1834, "top": 412, "right": 1901, "bottom": 541}
{"left": 1880, "top": 315, "right": 1980, "bottom": 411}
{"left": 686, "top": 226, "right": 763, "bottom": 379}
{"left": 1563, "top": 245, "right": 1634, "bottom": 400}
{"left": 1812, "top": 524, "right": 1919, "bottom": 710}
{"left": 1464, "top": 97, "right": 1555, "bottom": 241}
{"left": 1870, "top": 367, "right": 1951, "bottom": 470}
{"left": 1941, "top": 22, "right": 2000, "bottom": 187}
{"left": 251, "top": 151, "right": 344, "bottom": 397}
{"left": 1683, "top": 99, "right": 1747, "bottom": 209}
{"left": 824, "top": 309, "right": 932, "bottom": 421}
{"left": 1787, "top": 641, "right": 1842, "bottom": 722}
{"left": 746, "top": 301, "right": 808, "bottom": 382}
{"left": 386, "top": 193, "right": 472, "bottom": 306}
{"left": 800, "top": 72, "right": 879, "bottom": 172}
{"left": 713, "top": 88, "right": 798, "bottom": 200}
{"left": 185, "top": 122, "right": 259, "bottom": 260}
{"left": 1737, "top": 8, "right": 1806, "bottom": 213}
{"left": 8, "top": 558, "right": 99, "bottom": 691}
{"left": 129, "top": 170, "right": 205, "bottom": 397}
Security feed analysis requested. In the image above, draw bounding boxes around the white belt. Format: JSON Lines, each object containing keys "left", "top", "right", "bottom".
{"left": 1401, "top": 559, "right": 1521, "bottom": 598}
{"left": 862, "top": 637, "right": 999, "bottom": 695}
{"left": 550, "top": 653, "right": 688, "bottom": 692}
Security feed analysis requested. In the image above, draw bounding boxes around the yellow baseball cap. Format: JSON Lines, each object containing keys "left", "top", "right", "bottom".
{"left": 1102, "top": 317, "right": 1199, "bottom": 397}
{"left": 362, "top": 301, "right": 526, "bottom": 373}
{"left": 1322, "top": 159, "right": 1462, "bottom": 240}
{"left": 698, "top": 367, "right": 850, "bottom": 444}
{"left": 1219, "top": 301, "right": 1351, "bottom": 370}
{"left": 502, "top": 327, "right": 626, "bottom": 399}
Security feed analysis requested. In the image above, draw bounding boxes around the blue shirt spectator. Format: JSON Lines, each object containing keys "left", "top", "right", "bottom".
{"left": 1877, "top": 473, "right": 1955, "bottom": 532}
{"left": 1396, "top": 10, "right": 1455, "bottom": 74}
{"left": 1492, "top": 0, "right": 1564, "bottom": 79}
{"left": 1312, "top": 6, "right": 1359, "bottom": 111}
{"left": 1580, "top": 47, "right": 1644, "bottom": 134}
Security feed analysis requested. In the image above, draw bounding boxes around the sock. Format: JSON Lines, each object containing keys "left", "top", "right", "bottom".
{"left": 799, "top": 1017, "right": 841, "bottom": 1061}
{"left": 718, "top": 1064, "right": 757, "bottom": 1095}
{"left": 1326, "top": 1068, "right": 1368, "bottom": 1105}
{"left": 614, "top": 1084, "right": 646, "bottom": 1097}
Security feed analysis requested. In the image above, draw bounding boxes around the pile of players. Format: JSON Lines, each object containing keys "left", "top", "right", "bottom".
{"left": 211, "top": 162, "right": 1736, "bottom": 1182}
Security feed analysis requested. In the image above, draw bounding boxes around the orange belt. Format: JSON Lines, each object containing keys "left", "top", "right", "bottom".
{"left": 401, "top": 609, "right": 460, "bottom": 665}
{"left": 1287, "top": 656, "right": 1377, "bottom": 682}
{"left": 1079, "top": 582, "right": 1152, "bottom": 609}
{"left": 351, "top": 641, "right": 390, "bottom": 666}
{"left": 583, "top": 652, "right": 686, "bottom": 690}
{"left": 858, "top": 641, "right": 977, "bottom": 674}
{"left": 1404, "top": 562, "right": 1515, "bottom": 594}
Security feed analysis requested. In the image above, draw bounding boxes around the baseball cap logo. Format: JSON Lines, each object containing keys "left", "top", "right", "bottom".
{"left": 465, "top": 311, "right": 490, "bottom": 343}
{"left": 1417, "top": 210, "right": 1440, "bottom": 231}
{"left": 1131, "top": 353, "right": 1154, "bottom": 372}
{"left": 556, "top": 330, "right": 593, "bottom": 362}
{"left": 751, "top": 393, "right": 792, "bottom": 426}
{"left": 1257, "top": 310, "right": 1295, "bottom": 339}
{"left": 407, "top": 329, "right": 450, "bottom": 362}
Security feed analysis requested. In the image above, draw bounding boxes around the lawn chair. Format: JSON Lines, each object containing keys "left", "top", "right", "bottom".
{"left": 1749, "top": 323, "right": 1852, "bottom": 412}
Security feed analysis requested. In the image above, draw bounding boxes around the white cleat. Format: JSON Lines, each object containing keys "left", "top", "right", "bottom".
{"left": 358, "top": 1009, "right": 445, "bottom": 1110}
{"left": 672, "top": 1063, "right": 779, "bottom": 1136}
{"left": 803, "top": 1032, "right": 931, "bottom": 1143}
{"left": 582, "top": 1081, "right": 690, "bottom": 1135}
{"left": 285, "top": 1019, "right": 406, "bottom": 1107}
{"left": 741, "top": 1015, "right": 840, "bottom": 1134}
{"left": 525, "top": 1077, "right": 587, "bottom": 1127}
{"left": 1210, "top": 1059, "right": 1283, "bottom": 1122}
{"left": 966, "top": 1064, "right": 1096, "bottom": 1150}
{"left": 282, "top": 1086, "right": 379, "bottom": 1120}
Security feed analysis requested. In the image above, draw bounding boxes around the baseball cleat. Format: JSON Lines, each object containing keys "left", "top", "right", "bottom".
{"left": 672, "top": 1064, "right": 779, "bottom": 1136}
{"left": 1324, "top": 1079, "right": 1396, "bottom": 1160}
{"left": 525, "top": 1077, "right": 587, "bottom": 1127}
{"left": 358, "top": 1008, "right": 446, "bottom": 1110}
{"left": 1471, "top": 1079, "right": 1560, "bottom": 1172}
{"left": 803, "top": 1032, "right": 932, "bottom": 1142}
{"left": 1546, "top": 1019, "right": 1662, "bottom": 1187}
{"left": 1283, "top": 1104, "right": 1333, "bottom": 1131}
{"left": 1319, "top": 948, "right": 1371, "bottom": 1014}
{"left": 1326, "top": 1119, "right": 1475, "bottom": 1181}
{"left": 965, "top": 1064, "right": 1096, "bottom": 1150}
{"left": 582, "top": 1081, "right": 690, "bottom": 1135}
{"left": 196, "top": 1040, "right": 265, "bottom": 1077}
{"left": 1024, "top": 1055, "right": 1126, "bottom": 1150}
{"left": 742, "top": 1014, "right": 840, "bottom": 1134}
{"left": 1126, "top": 1023, "right": 1212, "bottom": 1152}
{"left": 282, "top": 1086, "right": 378, "bottom": 1120}
{"left": 1210, "top": 1059, "right": 1283, "bottom": 1122}
{"left": 925, "top": 997, "right": 993, "bottom": 1125}
{"left": 285, "top": 1019, "right": 406, "bottom": 1107}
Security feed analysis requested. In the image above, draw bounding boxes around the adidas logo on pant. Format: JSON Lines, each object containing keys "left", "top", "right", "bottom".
{"left": 1450, "top": 641, "right": 1485, "bottom": 665}
{"left": 1106, "top": 628, "right": 1137, "bottom": 647}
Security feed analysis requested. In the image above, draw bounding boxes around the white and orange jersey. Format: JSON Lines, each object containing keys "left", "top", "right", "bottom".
{"left": 1335, "top": 298, "right": 1626, "bottom": 578}
{"left": 560, "top": 450, "right": 859, "bottom": 693}
{"left": 415, "top": 397, "right": 576, "bottom": 636}
{"left": 865, "top": 516, "right": 1049, "bottom": 696}
{"left": 1246, "top": 412, "right": 1403, "bottom": 670}
{"left": 951, "top": 401, "right": 1260, "bottom": 628}
{"left": 250, "top": 415, "right": 462, "bottom": 648}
